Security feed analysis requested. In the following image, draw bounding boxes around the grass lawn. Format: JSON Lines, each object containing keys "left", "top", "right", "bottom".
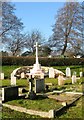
{"left": 1, "top": 77, "right": 83, "bottom": 93}
{"left": 58, "top": 96, "right": 83, "bottom": 119}
{"left": 2, "top": 106, "right": 41, "bottom": 119}
{"left": 5, "top": 96, "right": 62, "bottom": 112}
{"left": 1, "top": 65, "right": 84, "bottom": 119}
{"left": 2, "top": 65, "right": 84, "bottom": 78}
{"left": 53, "top": 65, "right": 83, "bottom": 77}
{"left": 2, "top": 96, "right": 84, "bottom": 119}
{"left": 2, "top": 79, "right": 29, "bottom": 87}
{"left": 2, "top": 65, "right": 21, "bottom": 79}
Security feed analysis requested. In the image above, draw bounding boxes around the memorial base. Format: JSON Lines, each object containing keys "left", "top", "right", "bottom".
{"left": 28, "top": 91, "right": 36, "bottom": 100}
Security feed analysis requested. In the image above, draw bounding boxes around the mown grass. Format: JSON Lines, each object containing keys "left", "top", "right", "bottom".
{"left": 53, "top": 65, "right": 83, "bottom": 77}
{"left": 2, "top": 106, "right": 41, "bottom": 119}
{"left": 2, "top": 65, "right": 84, "bottom": 79}
{"left": 1, "top": 79, "right": 28, "bottom": 87}
{"left": 1, "top": 65, "right": 84, "bottom": 119}
{"left": 6, "top": 96, "right": 62, "bottom": 112}
{"left": 1, "top": 77, "right": 83, "bottom": 93}
{"left": 2, "top": 96, "right": 83, "bottom": 119}
{"left": 2, "top": 65, "right": 21, "bottom": 79}
{"left": 45, "top": 77, "right": 83, "bottom": 92}
{"left": 58, "top": 96, "right": 83, "bottom": 119}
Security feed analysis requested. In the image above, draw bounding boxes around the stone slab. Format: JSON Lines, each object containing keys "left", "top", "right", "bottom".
{"left": 35, "top": 79, "right": 45, "bottom": 93}
{"left": 2, "top": 86, "right": 18, "bottom": 102}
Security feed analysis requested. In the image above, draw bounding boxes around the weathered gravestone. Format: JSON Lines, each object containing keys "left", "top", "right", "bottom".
{"left": 49, "top": 67, "right": 55, "bottom": 78}
{"left": 21, "top": 72, "right": 25, "bottom": 78}
{"left": 66, "top": 67, "right": 71, "bottom": 77}
{"left": 72, "top": 72, "right": 76, "bottom": 84}
{"left": 11, "top": 73, "right": 16, "bottom": 86}
{"left": 80, "top": 72, "right": 83, "bottom": 77}
{"left": 58, "top": 75, "right": 64, "bottom": 85}
{"left": 0, "top": 73, "right": 4, "bottom": 80}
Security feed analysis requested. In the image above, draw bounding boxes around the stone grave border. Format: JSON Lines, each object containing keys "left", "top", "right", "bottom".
{"left": 2, "top": 91, "right": 83, "bottom": 118}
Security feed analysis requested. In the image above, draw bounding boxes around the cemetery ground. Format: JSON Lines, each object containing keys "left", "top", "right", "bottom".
{"left": 1, "top": 65, "right": 84, "bottom": 119}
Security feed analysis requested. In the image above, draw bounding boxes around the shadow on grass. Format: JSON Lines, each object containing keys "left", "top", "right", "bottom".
{"left": 56, "top": 103, "right": 77, "bottom": 118}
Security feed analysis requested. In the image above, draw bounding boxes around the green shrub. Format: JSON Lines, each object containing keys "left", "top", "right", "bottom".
{"left": 2, "top": 56, "right": 84, "bottom": 66}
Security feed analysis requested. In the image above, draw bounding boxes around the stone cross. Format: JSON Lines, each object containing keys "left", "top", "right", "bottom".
{"left": 34, "top": 42, "right": 40, "bottom": 64}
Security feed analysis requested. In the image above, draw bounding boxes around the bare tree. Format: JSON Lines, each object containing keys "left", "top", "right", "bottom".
{"left": 49, "top": 2, "right": 83, "bottom": 55}
{"left": 7, "top": 32, "right": 26, "bottom": 56}
{"left": 1, "top": 2, "right": 24, "bottom": 43}
{"left": 25, "top": 30, "right": 44, "bottom": 54}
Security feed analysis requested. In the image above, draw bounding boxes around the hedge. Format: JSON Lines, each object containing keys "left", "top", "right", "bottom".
{"left": 1, "top": 56, "right": 84, "bottom": 66}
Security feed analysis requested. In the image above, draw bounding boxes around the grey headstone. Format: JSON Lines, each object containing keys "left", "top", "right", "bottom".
{"left": 35, "top": 79, "right": 45, "bottom": 93}
{"left": 2, "top": 86, "right": 18, "bottom": 102}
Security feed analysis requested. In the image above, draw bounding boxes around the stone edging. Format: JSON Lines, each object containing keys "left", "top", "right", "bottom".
{"left": 2, "top": 104, "right": 54, "bottom": 118}
{"left": 3, "top": 93, "right": 83, "bottom": 118}
{"left": 55, "top": 94, "right": 83, "bottom": 116}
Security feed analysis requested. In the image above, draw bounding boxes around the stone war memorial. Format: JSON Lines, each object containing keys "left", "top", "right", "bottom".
{"left": 1, "top": 41, "right": 84, "bottom": 119}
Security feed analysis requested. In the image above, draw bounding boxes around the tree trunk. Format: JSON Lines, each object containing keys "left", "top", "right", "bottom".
{"left": 61, "top": 38, "right": 67, "bottom": 55}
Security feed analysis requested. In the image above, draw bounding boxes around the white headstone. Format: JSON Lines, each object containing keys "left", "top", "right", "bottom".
{"left": 72, "top": 75, "right": 76, "bottom": 84}
{"left": 66, "top": 67, "right": 71, "bottom": 77}
{"left": 11, "top": 73, "right": 16, "bottom": 86}
{"left": 80, "top": 72, "right": 83, "bottom": 77}
{"left": 21, "top": 72, "right": 25, "bottom": 78}
{"left": 58, "top": 75, "right": 64, "bottom": 85}
{"left": 0, "top": 73, "right": 4, "bottom": 80}
{"left": 49, "top": 68, "right": 55, "bottom": 78}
